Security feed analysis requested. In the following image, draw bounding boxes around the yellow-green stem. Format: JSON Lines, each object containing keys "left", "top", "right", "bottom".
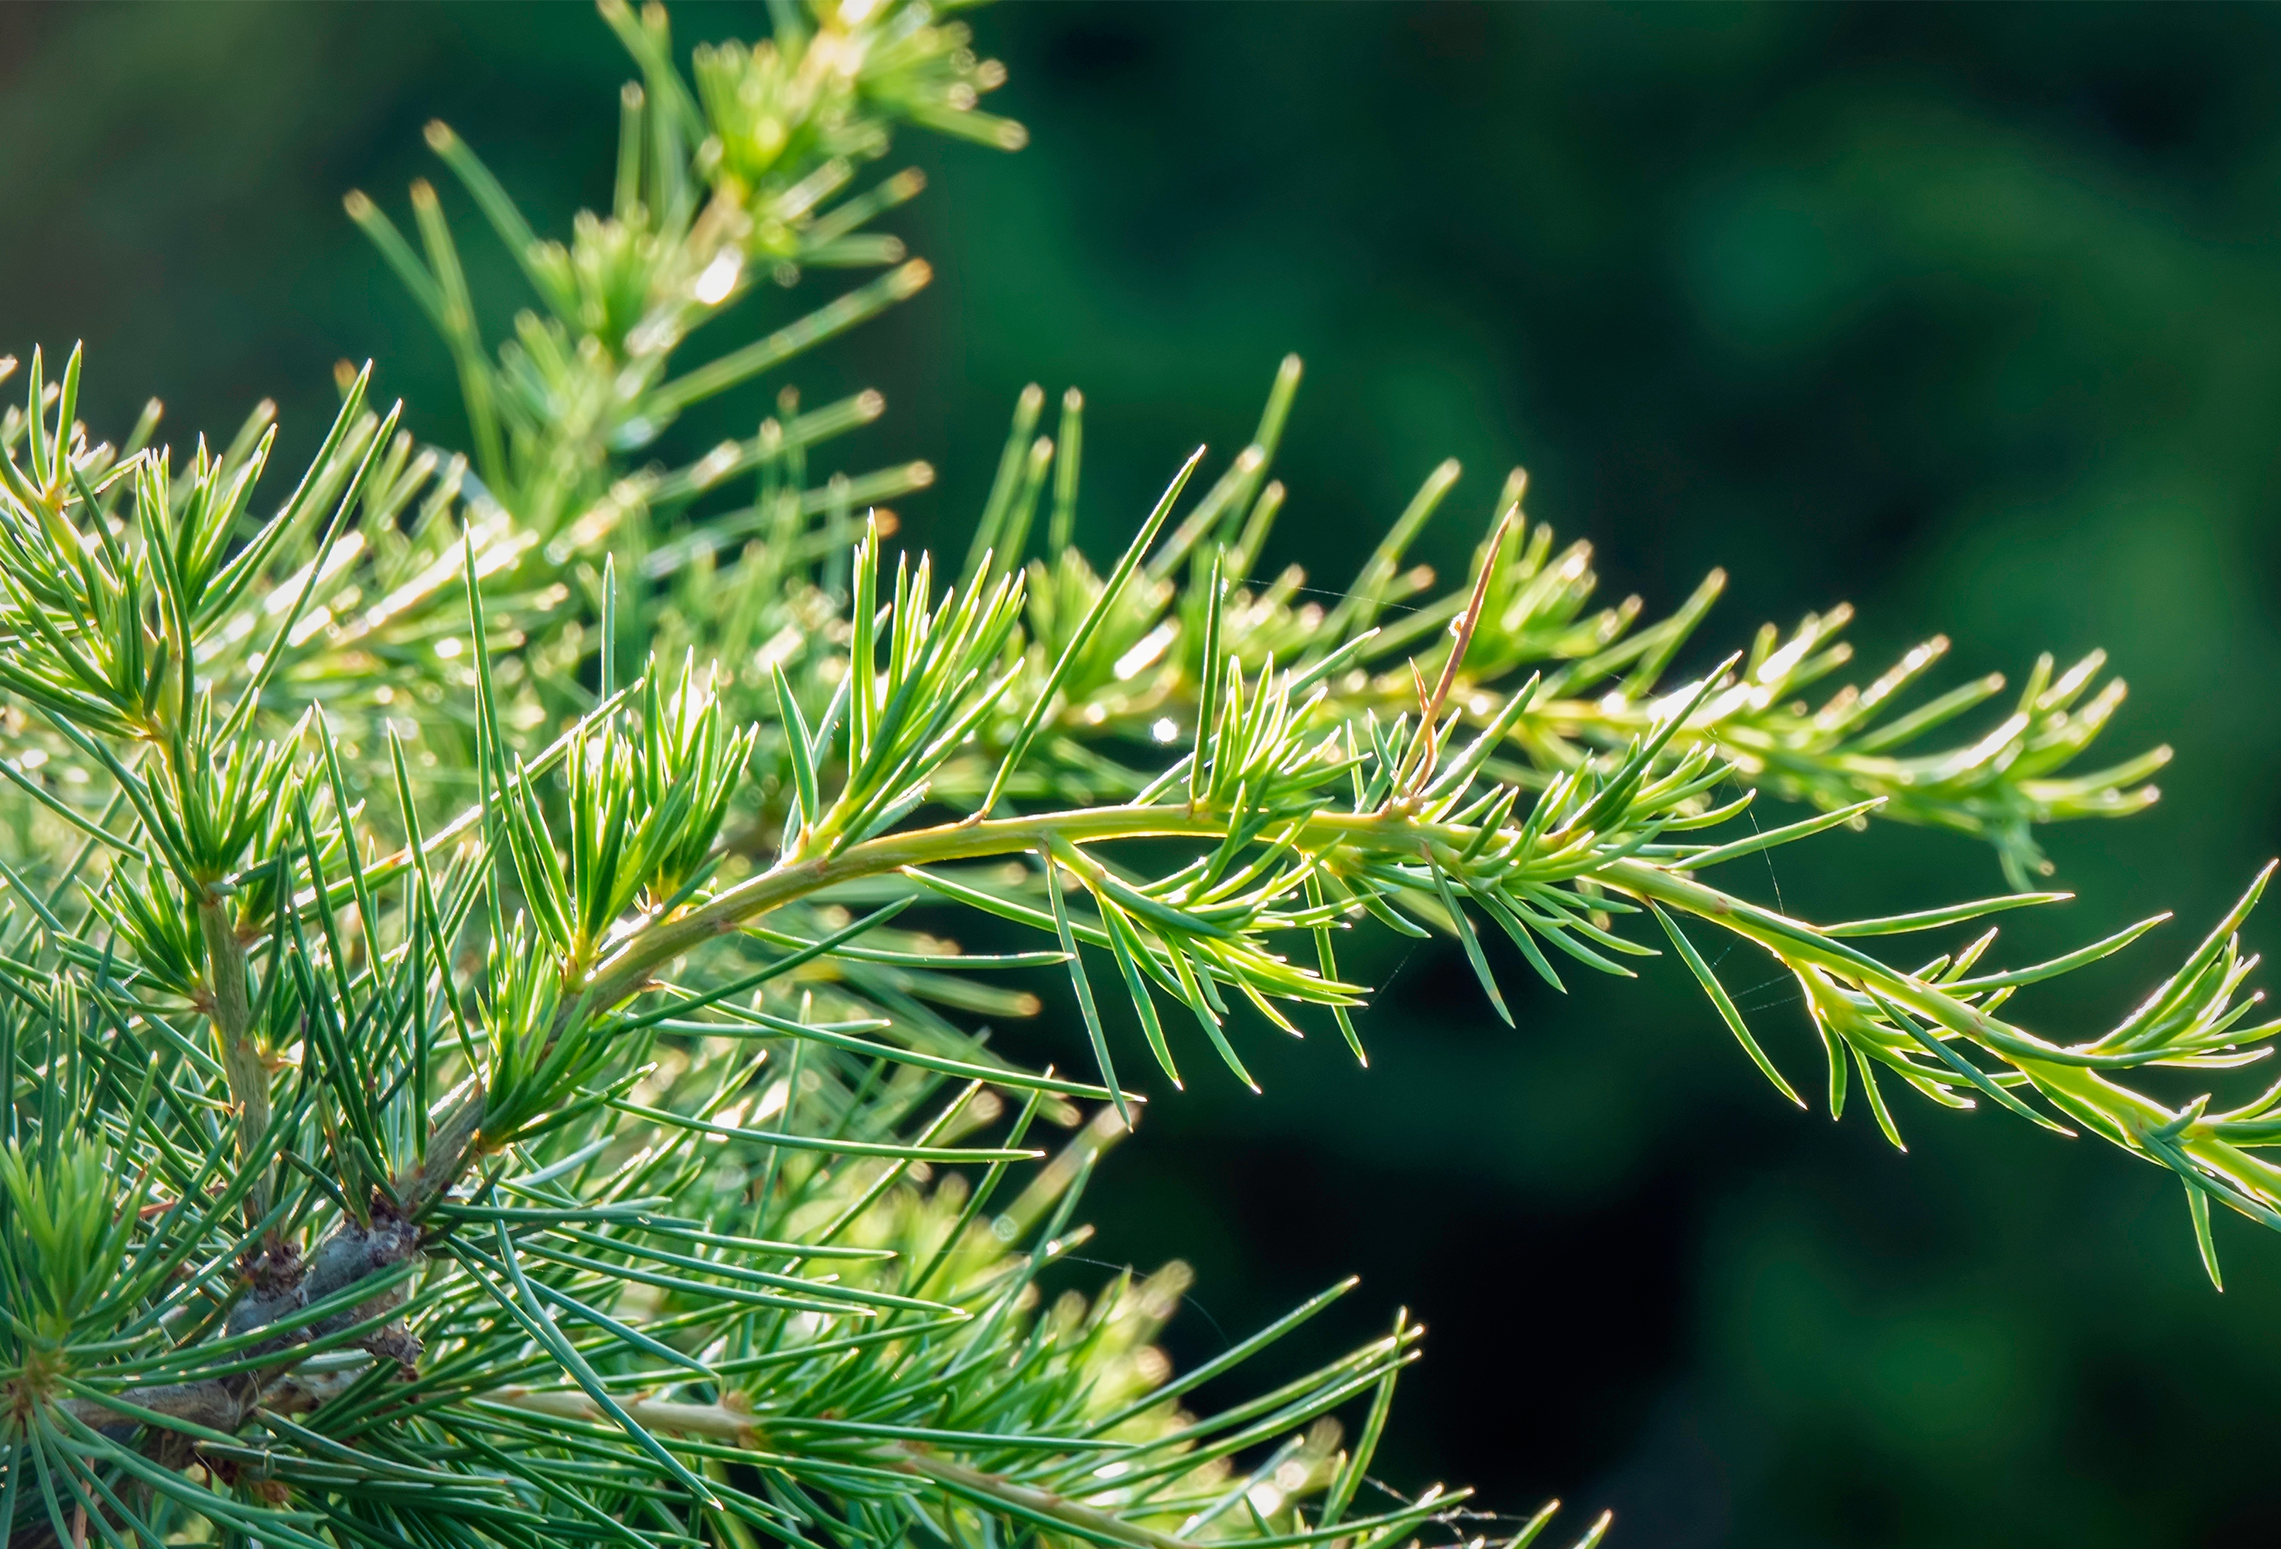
{"left": 198, "top": 893, "right": 270, "bottom": 1220}
{"left": 568, "top": 800, "right": 2281, "bottom": 1222}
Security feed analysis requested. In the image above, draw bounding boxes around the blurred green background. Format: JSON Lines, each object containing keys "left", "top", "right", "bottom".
{"left": 6, "top": 4, "right": 2281, "bottom": 1544}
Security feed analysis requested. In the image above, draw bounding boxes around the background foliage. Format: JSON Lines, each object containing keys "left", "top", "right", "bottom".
{"left": 4, "top": 4, "right": 2280, "bottom": 1544}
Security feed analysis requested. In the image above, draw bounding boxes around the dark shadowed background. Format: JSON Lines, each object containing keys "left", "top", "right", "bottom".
{"left": 6, "top": 4, "right": 2281, "bottom": 1545}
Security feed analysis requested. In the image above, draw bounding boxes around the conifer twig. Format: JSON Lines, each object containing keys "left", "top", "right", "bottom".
{"left": 0, "top": 6, "right": 2237, "bottom": 1549}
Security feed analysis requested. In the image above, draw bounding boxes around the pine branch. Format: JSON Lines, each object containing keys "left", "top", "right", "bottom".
{"left": 0, "top": 4, "right": 2244, "bottom": 1548}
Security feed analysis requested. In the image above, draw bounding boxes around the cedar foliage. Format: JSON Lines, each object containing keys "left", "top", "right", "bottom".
{"left": 0, "top": 4, "right": 2267, "bottom": 1547}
